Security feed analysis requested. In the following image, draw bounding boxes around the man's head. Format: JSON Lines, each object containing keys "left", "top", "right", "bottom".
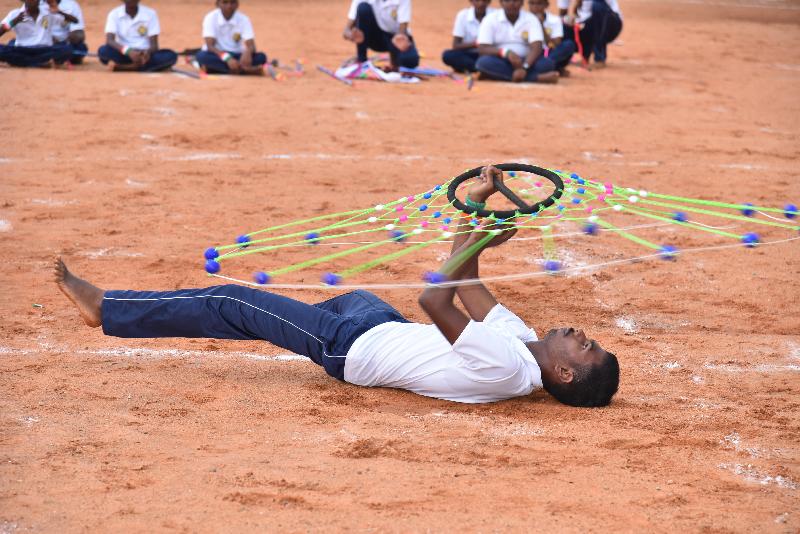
{"left": 217, "top": 0, "right": 239, "bottom": 19}
{"left": 470, "top": 0, "right": 492, "bottom": 16}
{"left": 528, "top": 0, "right": 549, "bottom": 15}
{"left": 24, "top": 0, "right": 39, "bottom": 11}
{"left": 537, "top": 327, "right": 619, "bottom": 407}
{"left": 122, "top": 0, "right": 140, "bottom": 10}
{"left": 500, "top": 0, "right": 523, "bottom": 18}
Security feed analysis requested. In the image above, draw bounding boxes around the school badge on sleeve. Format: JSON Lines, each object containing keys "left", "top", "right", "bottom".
{"left": 391, "top": 8, "right": 397, "bottom": 20}
{"left": 137, "top": 25, "right": 147, "bottom": 36}
{"left": 233, "top": 32, "right": 242, "bottom": 42}
{"left": 521, "top": 31, "right": 529, "bottom": 41}
{"left": 42, "top": 17, "right": 49, "bottom": 29}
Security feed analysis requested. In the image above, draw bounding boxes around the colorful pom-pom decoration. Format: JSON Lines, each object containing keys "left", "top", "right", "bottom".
{"left": 322, "top": 272, "right": 342, "bottom": 285}
{"left": 740, "top": 203, "right": 755, "bottom": 217}
{"left": 423, "top": 271, "right": 447, "bottom": 284}
{"left": 204, "top": 247, "right": 219, "bottom": 260}
{"left": 205, "top": 260, "right": 221, "bottom": 274}
{"left": 237, "top": 235, "right": 251, "bottom": 248}
{"left": 544, "top": 260, "right": 561, "bottom": 272}
{"left": 305, "top": 232, "right": 320, "bottom": 244}
{"left": 584, "top": 222, "right": 599, "bottom": 235}
{"left": 253, "top": 271, "right": 270, "bottom": 285}
{"left": 390, "top": 230, "right": 406, "bottom": 242}
{"left": 672, "top": 212, "right": 688, "bottom": 223}
{"left": 659, "top": 245, "right": 678, "bottom": 260}
{"left": 785, "top": 203, "right": 798, "bottom": 219}
{"left": 741, "top": 233, "right": 759, "bottom": 247}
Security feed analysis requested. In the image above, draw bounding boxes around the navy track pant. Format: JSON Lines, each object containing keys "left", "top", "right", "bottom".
{"left": 353, "top": 1, "right": 419, "bottom": 68}
{"left": 97, "top": 45, "right": 178, "bottom": 72}
{"left": 102, "top": 285, "right": 409, "bottom": 381}
{"left": 195, "top": 50, "right": 267, "bottom": 74}
{"left": 0, "top": 42, "right": 72, "bottom": 67}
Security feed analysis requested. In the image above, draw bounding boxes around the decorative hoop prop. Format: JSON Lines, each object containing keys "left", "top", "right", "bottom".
{"left": 447, "top": 163, "right": 565, "bottom": 218}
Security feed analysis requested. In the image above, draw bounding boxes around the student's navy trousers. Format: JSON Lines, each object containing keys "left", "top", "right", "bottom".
{"left": 0, "top": 41, "right": 72, "bottom": 67}
{"left": 564, "top": 0, "right": 622, "bottom": 63}
{"left": 195, "top": 50, "right": 267, "bottom": 74}
{"left": 97, "top": 45, "right": 178, "bottom": 72}
{"left": 353, "top": 1, "right": 419, "bottom": 68}
{"left": 475, "top": 54, "right": 555, "bottom": 82}
{"left": 442, "top": 48, "right": 479, "bottom": 73}
{"left": 547, "top": 40, "right": 578, "bottom": 71}
{"left": 102, "top": 285, "right": 409, "bottom": 381}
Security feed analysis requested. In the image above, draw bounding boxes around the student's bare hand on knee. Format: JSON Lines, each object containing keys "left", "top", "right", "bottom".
{"left": 344, "top": 27, "right": 364, "bottom": 44}
{"left": 392, "top": 33, "right": 411, "bottom": 52}
{"left": 140, "top": 50, "right": 151, "bottom": 66}
{"left": 226, "top": 57, "right": 241, "bottom": 73}
{"left": 240, "top": 52, "right": 252, "bottom": 69}
{"left": 507, "top": 51, "right": 523, "bottom": 70}
{"left": 512, "top": 67, "right": 527, "bottom": 82}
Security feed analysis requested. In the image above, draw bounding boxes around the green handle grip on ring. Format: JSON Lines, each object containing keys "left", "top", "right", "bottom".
{"left": 447, "top": 163, "right": 565, "bottom": 219}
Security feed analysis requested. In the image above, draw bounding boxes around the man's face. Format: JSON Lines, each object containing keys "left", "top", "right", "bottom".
{"left": 471, "top": 0, "right": 492, "bottom": 14}
{"left": 543, "top": 327, "right": 608, "bottom": 369}
{"left": 218, "top": 0, "right": 239, "bottom": 18}
{"left": 500, "top": 0, "right": 523, "bottom": 18}
{"left": 528, "top": 0, "right": 549, "bottom": 15}
{"left": 123, "top": 0, "right": 140, "bottom": 10}
{"left": 24, "top": 0, "right": 39, "bottom": 11}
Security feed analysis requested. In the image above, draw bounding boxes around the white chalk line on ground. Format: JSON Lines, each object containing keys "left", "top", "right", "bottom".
{"left": 0, "top": 345, "right": 307, "bottom": 363}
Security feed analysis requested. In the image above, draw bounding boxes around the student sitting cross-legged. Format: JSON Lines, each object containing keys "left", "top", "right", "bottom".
{"left": 529, "top": 0, "right": 575, "bottom": 75}
{"left": 98, "top": 0, "right": 177, "bottom": 72}
{"left": 475, "top": 0, "right": 558, "bottom": 83}
{"left": 49, "top": 0, "right": 86, "bottom": 64}
{"left": 0, "top": 0, "right": 73, "bottom": 67}
{"left": 560, "top": 0, "right": 623, "bottom": 68}
{"left": 342, "top": 0, "right": 419, "bottom": 70}
{"left": 196, "top": 0, "right": 266, "bottom": 75}
{"left": 441, "top": 0, "right": 494, "bottom": 73}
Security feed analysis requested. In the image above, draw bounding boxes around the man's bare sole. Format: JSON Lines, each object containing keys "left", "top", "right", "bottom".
{"left": 53, "top": 258, "right": 104, "bottom": 328}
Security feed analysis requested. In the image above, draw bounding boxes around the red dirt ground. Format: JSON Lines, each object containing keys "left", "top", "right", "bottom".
{"left": 1, "top": 0, "right": 799, "bottom": 531}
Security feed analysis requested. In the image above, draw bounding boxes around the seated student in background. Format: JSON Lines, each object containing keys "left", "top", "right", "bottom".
{"left": 196, "top": 0, "right": 266, "bottom": 75}
{"left": 475, "top": 0, "right": 558, "bottom": 84}
{"left": 98, "top": 0, "right": 177, "bottom": 72}
{"left": 342, "top": 0, "right": 419, "bottom": 70}
{"left": 528, "top": 0, "right": 575, "bottom": 75}
{"left": 49, "top": 0, "right": 86, "bottom": 64}
{"left": 442, "top": 0, "right": 493, "bottom": 73}
{"left": 0, "top": 0, "right": 73, "bottom": 67}
{"left": 560, "top": 0, "right": 622, "bottom": 68}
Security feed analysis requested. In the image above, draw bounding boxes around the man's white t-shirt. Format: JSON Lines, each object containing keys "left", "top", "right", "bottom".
{"left": 452, "top": 6, "right": 495, "bottom": 45}
{"left": 2, "top": 6, "right": 54, "bottom": 47}
{"left": 201, "top": 8, "right": 255, "bottom": 53}
{"left": 105, "top": 4, "right": 161, "bottom": 50}
{"left": 345, "top": 304, "right": 543, "bottom": 404}
{"left": 477, "top": 9, "right": 544, "bottom": 59}
{"left": 540, "top": 11, "right": 564, "bottom": 44}
{"left": 49, "top": 0, "right": 84, "bottom": 42}
{"left": 557, "top": 0, "right": 623, "bottom": 23}
{"left": 347, "top": 0, "right": 411, "bottom": 35}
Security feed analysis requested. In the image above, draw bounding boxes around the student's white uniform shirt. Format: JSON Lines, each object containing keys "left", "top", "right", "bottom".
{"left": 48, "top": 0, "right": 84, "bottom": 42}
{"left": 557, "top": 0, "right": 622, "bottom": 23}
{"left": 452, "top": 6, "right": 495, "bottom": 45}
{"left": 104, "top": 4, "right": 161, "bottom": 50}
{"left": 477, "top": 9, "right": 544, "bottom": 58}
{"left": 2, "top": 6, "right": 54, "bottom": 47}
{"left": 539, "top": 11, "right": 564, "bottom": 44}
{"left": 201, "top": 8, "right": 255, "bottom": 54}
{"left": 345, "top": 304, "right": 543, "bottom": 404}
{"left": 347, "top": 0, "right": 411, "bottom": 35}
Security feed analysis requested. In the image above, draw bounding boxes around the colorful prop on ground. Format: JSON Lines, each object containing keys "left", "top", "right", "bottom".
{"left": 202, "top": 163, "right": 799, "bottom": 290}
{"left": 317, "top": 54, "right": 469, "bottom": 87}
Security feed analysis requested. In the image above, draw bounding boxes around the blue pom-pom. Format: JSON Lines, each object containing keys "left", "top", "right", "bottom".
{"left": 470, "top": 218, "right": 480, "bottom": 226}
{"left": 577, "top": 188, "right": 586, "bottom": 194}
{"left": 237, "top": 235, "right": 251, "bottom": 248}
{"left": 576, "top": 178, "right": 585, "bottom": 185}
{"left": 305, "top": 232, "right": 320, "bottom": 244}
{"left": 433, "top": 211, "right": 442, "bottom": 218}
{"left": 390, "top": 230, "right": 406, "bottom": 242}
{"left": 205, "top": 260, "right": 220, "bottom": 274}
{"left": 572, "top": 198, "right": 582, "bottom": 204}
{"left": 253, "top": 271, "right": 270, "bottom": 285}
{"left": 740, "top": 203, "right": 755, "bottom": 217}
{"left": 443, "top": 217, "right": 452, "bottom": 224}
{"left": 557, "top": 205, "right": 565, "bottom": 211}
{"left": 508, "top": 171, "right": 517, "bottom": 177}
{"left": 434, "top": 185, "right": 442, "bottom": 191}
{"left": 785, "top": 203, "right": 798, "bottom": 219}
{"left": 742, "top": 233, "right": 759, "bottom": 247}
{"left": 423, "top": 271, "right": 447, "bottom": 284}
{"left": 204, "top": 247, "right": 219, "bottom": 260}
{"left": 672, "top": 212, "right": 688, "bottom": 223}
{"left": 570, "top": 173, "right": 579, "bottom": 179}
{"left": 544, "top": 260, "right": 561, "bottom": 272}
{"left": 659, "top": 245, "right": 678, "bottom": 260}
{"left": 322, "top": 272, "right": 341, "bottom": 285}
{"left": 583, "top": 222, "right": 599, "bottom": 235}
{"left": 423, "top": 192, "right": 432, "bottom": 199}
{"left": 419, "top": 204, "right": 428, "bottom": 212}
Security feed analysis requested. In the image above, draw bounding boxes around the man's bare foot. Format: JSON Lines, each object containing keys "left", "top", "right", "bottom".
{"left": 53, "top": 257, "right": 104, "bottom": 328}
{"left": 537, "top": 71, "right": 559, "bottom": 84}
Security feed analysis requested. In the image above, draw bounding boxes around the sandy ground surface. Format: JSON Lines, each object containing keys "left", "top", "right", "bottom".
{"left": 1, "top": 0, "right": 800, "bottom": 531}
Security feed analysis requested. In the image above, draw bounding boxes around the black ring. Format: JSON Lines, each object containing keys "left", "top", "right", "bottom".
{"left": 447, "top": 163, "right": 565, "bottom": 219}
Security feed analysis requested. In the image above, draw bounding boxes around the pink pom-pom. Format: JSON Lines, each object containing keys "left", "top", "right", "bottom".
{"left": 395, "top": 206, "right": 404, "bottom": 212}
{"left": 420, "top": 220, "right": 429, "bottom": 228}
{"left": 604, "top": 182, "right": 613, "bottom": 189}
{"left": 399, "top": 214, "right": 408, "bottom": 222}
{"left": 534, "top": 182, "right": 542, "bottom": 188}
{"left": 598, "top": 194, "right": 606, "bottom": 202}
{"left": 586, "top": 206, "right": 594, "bottom": 213}
{"left": 407, "top": 196, "right": 415, "bottom": 202}
{"left": 441, "top": 225, "right": 449, "bottom": 231}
